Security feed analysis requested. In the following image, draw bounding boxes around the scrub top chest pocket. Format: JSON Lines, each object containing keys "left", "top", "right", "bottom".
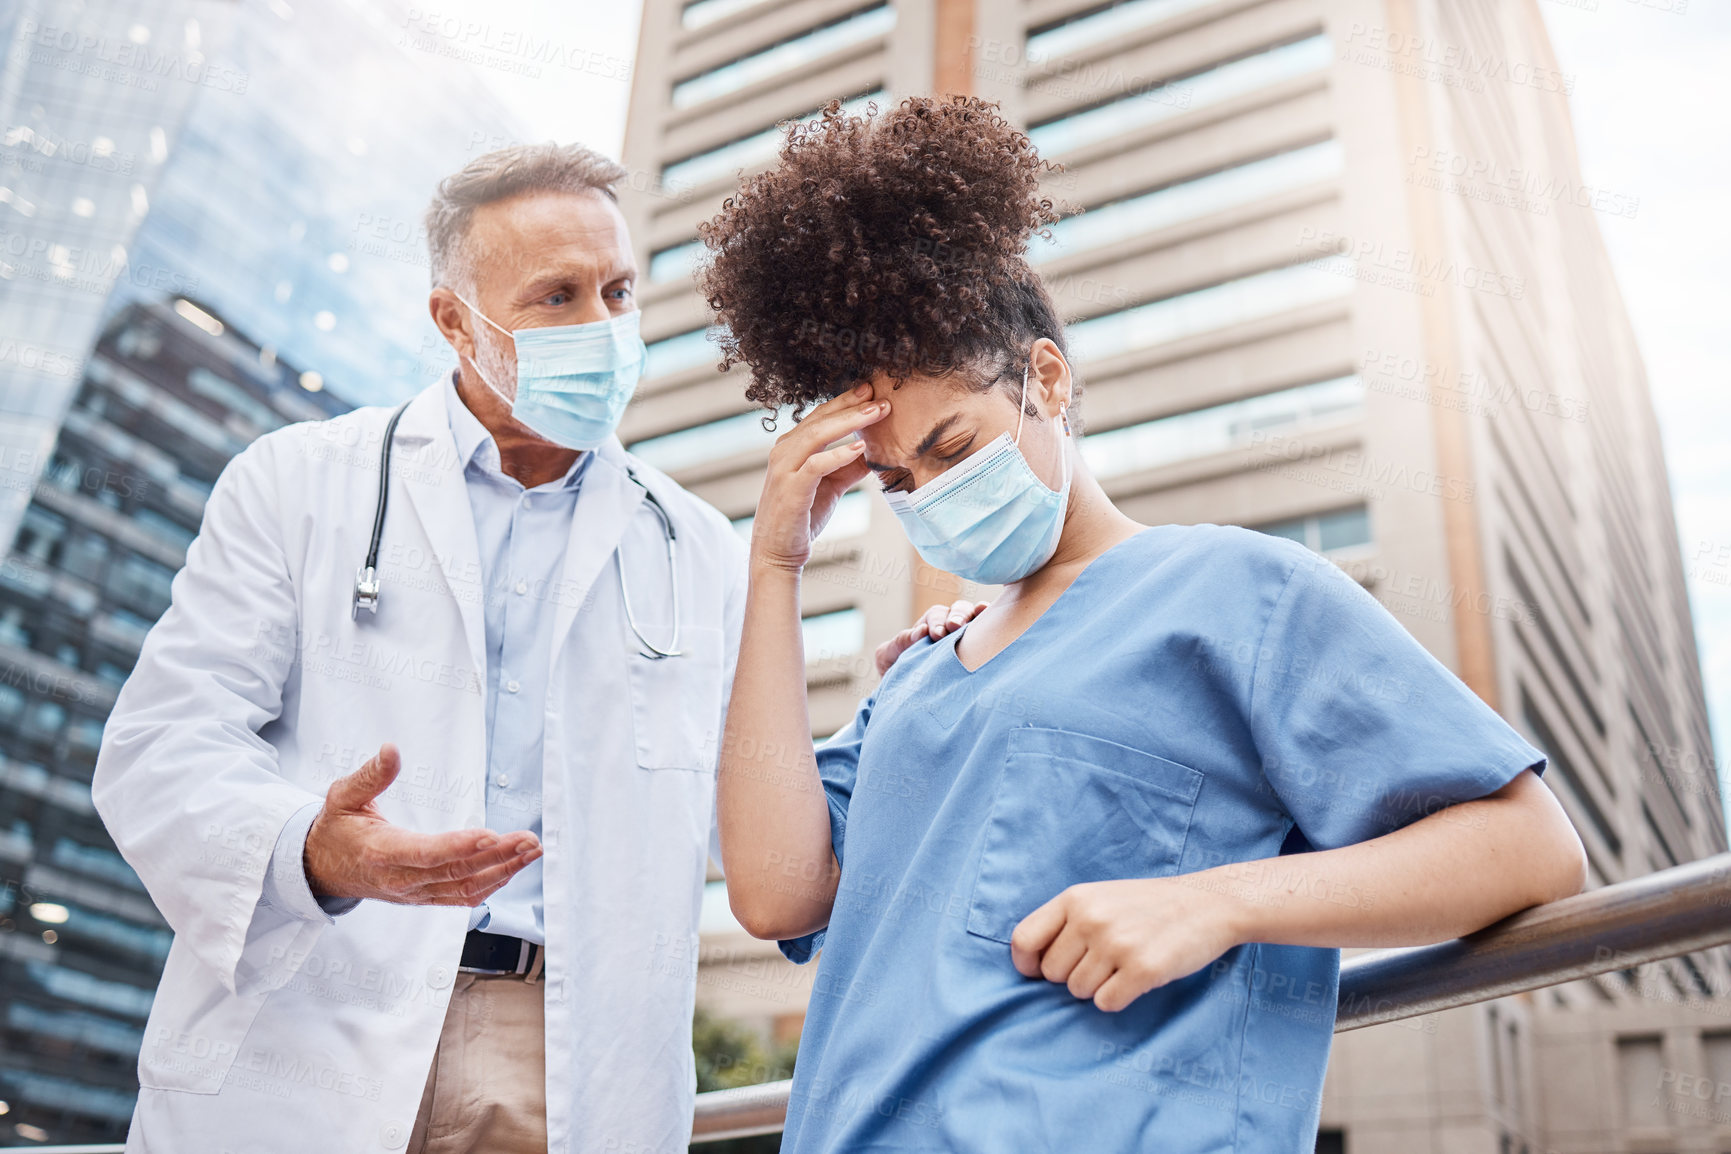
{"left": 967, "top": 726, "right": 1204, "bottom": 944}
{"left": 627, "top": 622, "right": 724, "bottom": 770}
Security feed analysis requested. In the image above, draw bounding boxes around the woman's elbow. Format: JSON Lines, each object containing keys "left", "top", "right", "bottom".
{"left": 1528, "top": 796, "right": 1589, "bottom": 904}
{"left": 1544, "top": 823, "right": 1589, "bottom": 903}
{"left": 727, "top": 888, "right": 821, "bottom": 942}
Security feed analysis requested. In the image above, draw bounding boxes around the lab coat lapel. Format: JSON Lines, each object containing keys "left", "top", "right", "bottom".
{"left": 551, "top": 438, "right": 645, "bottom": 663}
{"left": 392, "top": 383, "right": 488, "bottom": 678}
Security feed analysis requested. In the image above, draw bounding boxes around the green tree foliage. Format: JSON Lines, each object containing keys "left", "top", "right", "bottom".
{"left": 689, "top": 1007, "right": 800, "bottom": 1153}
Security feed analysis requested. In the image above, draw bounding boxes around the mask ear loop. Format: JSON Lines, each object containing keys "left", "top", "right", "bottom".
{"left": 451, "top": 291, "right": 516, "bottom": 403}
{"left": 1016, "top": 354, "right": 1074, "bottom": 496}
{"left": 1013, "top": 358, "right": 1032, "bottom": 444}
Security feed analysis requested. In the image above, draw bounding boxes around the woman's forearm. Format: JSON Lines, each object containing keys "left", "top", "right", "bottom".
{"left": 717, "top": 562, "right": 841, "bottom": 940}
{"left": 1010, "top": 768, "right": 1587, "bottom": 1012}
{"left": 1210, "top": 769, "right": 1588, "bottom": 949}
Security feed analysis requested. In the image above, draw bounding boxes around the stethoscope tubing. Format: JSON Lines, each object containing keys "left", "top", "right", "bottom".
{"left": 350, "top": 400, "right": 682, "bottom": 659}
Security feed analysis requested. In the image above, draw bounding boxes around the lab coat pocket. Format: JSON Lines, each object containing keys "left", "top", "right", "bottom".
{"left": 136, "top": 946, "right": 271, "bottom": 1093}
{"left": 626, "top": 623, "right": 724, "bottom": 770}
{"left": 966, "top": 726, "right": 1203, "bottom": 944}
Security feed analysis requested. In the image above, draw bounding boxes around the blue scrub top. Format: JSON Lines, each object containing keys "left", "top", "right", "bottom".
{"left": 778, "top": 525, "right": 1544, "bottom": 1153}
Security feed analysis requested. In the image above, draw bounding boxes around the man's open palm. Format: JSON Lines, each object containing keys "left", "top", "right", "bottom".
{"left": 304, "top": 743, "right": 541, "bottom": 906}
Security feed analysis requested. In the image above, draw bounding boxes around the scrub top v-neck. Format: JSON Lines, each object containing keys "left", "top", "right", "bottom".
{"left": 777, "top": 524, "right": 1544, "bottom": 1154}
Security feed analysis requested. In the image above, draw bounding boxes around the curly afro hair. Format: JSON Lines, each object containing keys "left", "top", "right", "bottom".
{"left": 697, "top": 95, "right": 1074, "bottom": 421}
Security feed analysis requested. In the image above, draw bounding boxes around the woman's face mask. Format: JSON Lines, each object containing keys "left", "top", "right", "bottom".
{"left": 455, "top": 292, "right": 648, "bottom": 451}
{"left": 879, "top": 358, "right": 1073, "bottom": 586}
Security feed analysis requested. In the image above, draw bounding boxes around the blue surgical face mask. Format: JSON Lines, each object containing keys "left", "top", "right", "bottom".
{"left": 881, "top": 360, "right": 1072, "bottom": 586}
{"left": 456, "top": 293, "right": 648, "bottom": 451}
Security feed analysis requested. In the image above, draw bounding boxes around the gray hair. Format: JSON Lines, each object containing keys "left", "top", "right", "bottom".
{"left": 424, "top": 142, "right": 628, "bottom": 289}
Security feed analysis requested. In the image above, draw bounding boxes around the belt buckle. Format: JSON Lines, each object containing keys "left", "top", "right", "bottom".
{"left": 457, "top": 935, "right": 537, "bottom": 977}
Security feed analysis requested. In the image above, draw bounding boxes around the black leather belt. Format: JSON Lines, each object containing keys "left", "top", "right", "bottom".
{"left": 458, "top": 929, "right": 544, "bottom": 978}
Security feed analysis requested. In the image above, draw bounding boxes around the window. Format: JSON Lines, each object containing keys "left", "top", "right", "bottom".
{"left": 0, "top": 605, "right": 26, "bottom": 648}
{"left": 662, "top": 91, "right": 884, "bottom": 192}
{"left": 6, "top": 1002, "right": 145, "bottom": 1058}
{"left": 132, "top": 506, "right": 197, "bottom": 551}
{"left": 185, "top": 366, "right": 279, "bottom": 431}
{"left": 26, "top": 961, "right": 155, "bottom": 1019}
{"left": 1615, "top": 1036, "right": 1666, "bottom": 1128}
{"left": 1253, "top": 506, "right": 1371, "bottom": 555}
{"left": 20, "top": 699, "right": 67, "bottom": 743}
{"left": 44, "top": 449, "right": 92, "bottom": 495}
{"left": 106, "top": 552, "right": 177, "bottom": 618}
{"left": 643, "top": 326, "right": 724, "bottom": 380}
{"left": 1027, "top": 36, "right": 1333, "bottom": 156}
{"left": 649, "top": 239, "right": 705, "bottom": 284}
{"left": 66, "top": 716, "right": 106, "bottom": 755}
{"left": 15, "top": 506, "right": 69, "bottom": 566}
{"left": 51, "top": 837, "right": 146, "bottom": 891}
{"left": 44, "top": 901, "right": 173, "bottom": 963}
{"left": 1027, "top": 0, "right": 1219, "bottom": 60}
{"left": 92, "top": 608, "right": 155, "bottom": 655}
{"left": 628, "top": 407, "right": 786, "bottom": 471}
{"left": 803, "top": 607, "right": 865, "bottom": 663}
{"left": 1066, "top": 261, "right": 1353, "bottom": 364}
{"left": 1033, "top": 141, "right": 1342, "bottom": 262}
{"left": 0, "top": 818, "right": 32, "bottom": 864}
{"left": 1703, "top": 1032, "right": 1731, "bottom": 1099}
{"left": 61, "top": 529, "right": 111, "bottom": 580}
{"left": 1521, "top": 687, "right": 1620, "bottom": 857}
{"left": 672, "top": 6, "right": 894, "bottom": 109}
{"left": 682, "top": 0, "right": 772, "bottom": 29}
{"left": 1081, "top": 376, "right": 1362, "bottom": 480}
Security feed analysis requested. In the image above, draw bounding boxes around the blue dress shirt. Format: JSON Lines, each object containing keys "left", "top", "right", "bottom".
{"left": 441, "top": 371, "right": 588, "bottom": 945}
{"left": 263, "top": 373, "right": 586, "bottom": 945}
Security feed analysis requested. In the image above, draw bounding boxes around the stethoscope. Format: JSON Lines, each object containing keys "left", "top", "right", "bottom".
{"left": 352, "top": 399, "right": 684, "bottom": 659}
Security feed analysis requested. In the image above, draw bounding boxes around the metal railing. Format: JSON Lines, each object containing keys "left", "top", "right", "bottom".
{"left": 688, "top": 853, "right": 1731, "bottom": 1143}
{"left": 13, "top": 855, "right": 1731, "bottom": 1152}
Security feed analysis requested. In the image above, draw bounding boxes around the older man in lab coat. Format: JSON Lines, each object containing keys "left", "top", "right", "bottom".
{"left": 92, "top": 143, "right": 973, "bottom": 1154}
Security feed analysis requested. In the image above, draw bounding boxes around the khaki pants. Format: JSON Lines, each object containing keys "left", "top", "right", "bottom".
{"left": 407, "top": 972, "right": 547, "bottom": 1154}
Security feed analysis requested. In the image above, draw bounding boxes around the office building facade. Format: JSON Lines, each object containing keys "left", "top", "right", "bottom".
{"left": 617, "top": 1, "right": 1724, "bottom": 1150}
{"left": 0, "top": 297, "right": 347, "bottom": 1145}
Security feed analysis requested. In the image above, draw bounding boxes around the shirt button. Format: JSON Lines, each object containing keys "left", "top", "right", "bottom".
{"left": 495, "top": 773, "right": 509, "bottom": 788}
{"left": 506, "top": 679, "right": 520, "bottom": 693}
{"left": 515, "top": 579, "right": 527, "bottom": 595}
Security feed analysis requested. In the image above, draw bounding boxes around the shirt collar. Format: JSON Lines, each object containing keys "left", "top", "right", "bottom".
{"left": 443, "top": 369, "right": 590, "bottom": 490}
{"left": 443, "top": 369, "right": 494, "bottom": 470}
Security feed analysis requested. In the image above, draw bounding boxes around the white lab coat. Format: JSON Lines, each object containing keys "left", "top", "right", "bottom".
{"left": 92, "top": 381, "right": 748, "bottom": 1153}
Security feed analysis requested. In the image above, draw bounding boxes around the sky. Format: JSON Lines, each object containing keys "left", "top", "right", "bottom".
{"left": 1540, "top": 0, "right": 1731, "bottom": 793}
{"left": 406, "top": 0, "right": 644, "bottom": 156}
{"left": 449, "top": 0, "right": 1729, "bottom": 787}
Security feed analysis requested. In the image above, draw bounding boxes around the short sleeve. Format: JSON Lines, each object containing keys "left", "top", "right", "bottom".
{"left": 1249, "top": 547, "right": 1544, "bottom": 850}
{"left": 777, "top": 689, "right": 874, "bottom": 964}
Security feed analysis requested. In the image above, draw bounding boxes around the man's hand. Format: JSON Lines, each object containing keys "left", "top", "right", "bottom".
{"left": 1009, "top": 877, "right": 1243, "bottom": 1013}
{"left": 874, "top": 599, "right": 989, "bottom": 676}
{"left": 304, "top": 743, "right": 542, "bottom": 906}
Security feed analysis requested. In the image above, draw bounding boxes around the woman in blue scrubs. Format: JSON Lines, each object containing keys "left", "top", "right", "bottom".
{"left": 702, "top": 97, "right": 1587, "bottom": 1153}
